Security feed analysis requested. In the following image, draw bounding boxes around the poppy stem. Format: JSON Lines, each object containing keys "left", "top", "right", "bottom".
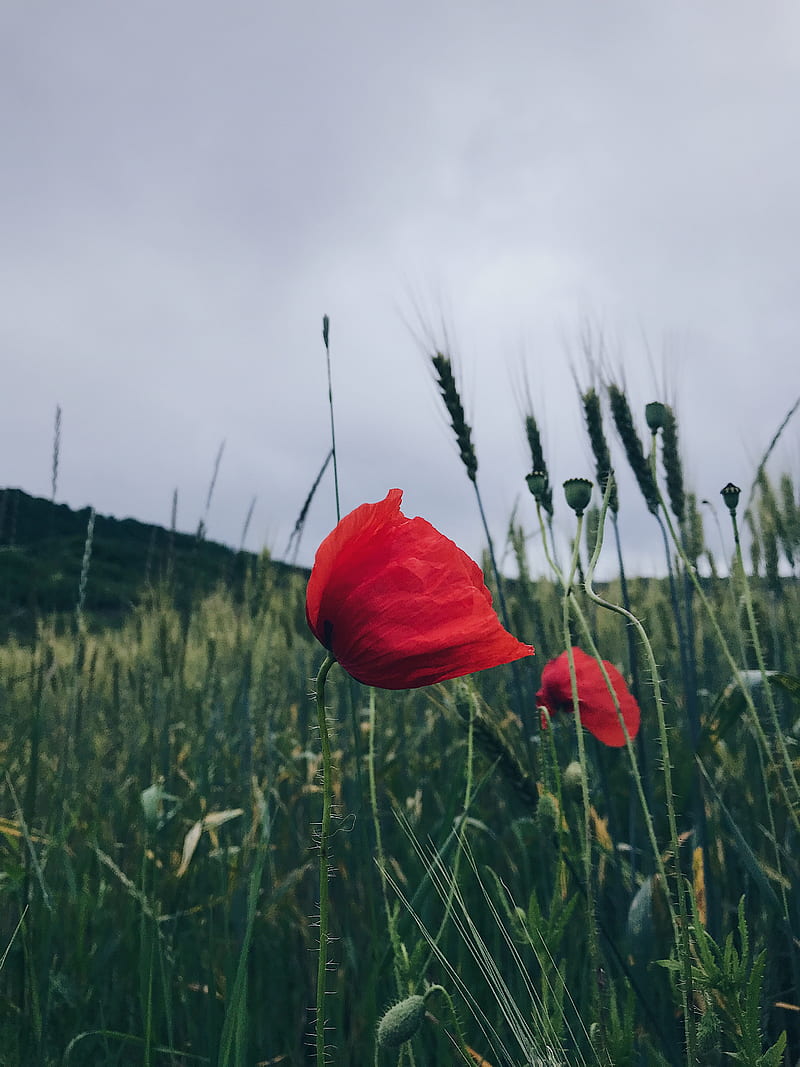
{"left": 314, "top": 650, "right": 337, "bottom": 1067}
{"left": 561, "top": 518, "right": 606, "bottom": 1043}
{"left": 424, "top": 984, "right": 474, "bottom": 1063}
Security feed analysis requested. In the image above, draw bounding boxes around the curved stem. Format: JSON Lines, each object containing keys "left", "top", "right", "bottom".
{"left": 424, "top": 984, "right": 473, "bottom": 1064}
{"left": 314, "top": 652, "right": 337, "bottom": 1067}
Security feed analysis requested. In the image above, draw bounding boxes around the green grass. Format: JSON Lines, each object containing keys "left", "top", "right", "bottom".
{"left": 1, "top": 397, "right": 800, "bottom": 1065}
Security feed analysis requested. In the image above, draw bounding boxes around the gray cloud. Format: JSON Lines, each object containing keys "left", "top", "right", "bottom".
{"left": 1, "top": 2, "right": 798, "bottom": 587}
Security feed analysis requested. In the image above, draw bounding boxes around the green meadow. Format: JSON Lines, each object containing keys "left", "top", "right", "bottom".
{"left": 1, "top": 369, "right": 799, "bottom": 1066}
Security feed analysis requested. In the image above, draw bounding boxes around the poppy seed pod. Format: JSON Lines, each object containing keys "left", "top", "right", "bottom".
{"left": 526, "top": 469, "right": 548, "bottom": 503}
{"left": 645, "top": 401, "right": 667, "bottom": 432}
{"left": 563, "top": 478, "right": 593, "bottom": 517}
{"left": 306, "top": 489, "right": 534, "bottom": 689}
{"left": 562, "top": 760, "right": 584, "bottom": 798}
{"left": 720, "top": 482, "right": 741, "bottom": 513}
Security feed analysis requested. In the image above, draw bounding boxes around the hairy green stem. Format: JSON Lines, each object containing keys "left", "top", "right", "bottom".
{"left": 424, "top": 984, "right": 473, "bottom": 1063}
{"left": 534, "top": 503, "right": 605, "bottom": 1045}
{"left": 561, "top": 521, "right": 605, "bottom": 1042}
{"left": 314, "top": 652, "right": 336, "bottom": 1067}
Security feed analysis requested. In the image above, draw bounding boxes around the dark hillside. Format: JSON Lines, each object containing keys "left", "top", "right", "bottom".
{"left": 0, "top": 487, "right": 306, "bottom": 640}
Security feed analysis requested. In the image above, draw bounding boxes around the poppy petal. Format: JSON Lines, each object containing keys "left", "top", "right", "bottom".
{"left": 306, "top": 489, "right": 534, "bottom": 689}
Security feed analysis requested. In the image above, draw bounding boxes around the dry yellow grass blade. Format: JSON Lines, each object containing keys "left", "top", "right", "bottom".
{"left": 176, "top": 808, "right": 244, "bottom": 878}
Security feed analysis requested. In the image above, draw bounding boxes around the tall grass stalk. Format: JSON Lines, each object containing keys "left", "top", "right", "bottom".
{"left": 286, "top": 448, "right": 333, "bottom": 563}
{"left": 50, "top": 405, "right": 61, "bottom": 503}
{"left": 387, "top": 819, "right": 590, "bottom": 1065}
{"left": 431, "top": 351, "right": 531, "bottom": 764}
{"left": 415, "top": 681, "right": 477, "bottom": 987}
{"left": 322, "top": 314, "right": 340, "bottom": 522}
{"left": 197, "top": 440, "right": 226, "bottom": 540}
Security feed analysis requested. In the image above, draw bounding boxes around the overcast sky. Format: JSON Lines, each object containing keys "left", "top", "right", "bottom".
{"left": 2, "top": 3, "right": 799, "bottom": 581}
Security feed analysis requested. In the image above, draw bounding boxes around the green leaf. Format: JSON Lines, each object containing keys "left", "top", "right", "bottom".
{"left": 757, "top": 1030, "right": 786, "bottom": 1067}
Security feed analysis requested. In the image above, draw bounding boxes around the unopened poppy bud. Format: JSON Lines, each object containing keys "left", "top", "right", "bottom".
{"left": 537, "top": 791, "right": 559, "bottom": 837}
{"left": 563, "top": 478, "right": 593, "bottom": 517}
{"left": 377, "top": 994, "right": 426, "bottom": 1048}
{"left": 645, "top": 401, "right": 666, "bottom": 432}
{"left": 720, "top": 482, "right": 741, "bottom": 513}
{"left": 562, "top": 760, "right": 584, "bottom": 798}
{"left": 526, "top": 469, "right": 548, "bottom": 503}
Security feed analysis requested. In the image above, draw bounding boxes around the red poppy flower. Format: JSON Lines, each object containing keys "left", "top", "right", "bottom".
{"left": 305, "top": 488, "right": 534, "bottom": 689}
{"left": 536, "top": 647, "right": 640, "bottom": 747}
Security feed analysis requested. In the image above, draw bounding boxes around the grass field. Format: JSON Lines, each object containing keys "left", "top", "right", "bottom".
{"left": 1, "top": 372, "right": 799, "bottom": 1066}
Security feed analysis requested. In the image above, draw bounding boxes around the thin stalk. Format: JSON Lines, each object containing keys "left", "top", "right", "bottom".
{"left": 368, "top": 687, "right": 405, "bottom": 994}
{"left": 609, "top": 511, "right": 652, "bottom": 878}
{"left": 418, "top": 683, "right": 477, "bottom": 982}
{"left": 322, "top": 315, "right": 340, "bottom": 522}
{"left": 472, "top": 481, "right": 532, "bottom": 774}
{"left": 314, "top": 652, "right": 337, "bottom": 1067}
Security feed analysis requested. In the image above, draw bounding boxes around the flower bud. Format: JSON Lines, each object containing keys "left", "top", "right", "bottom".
{"left": 377, "top": 994, "right": 426, "bottom": 1048}
{"left": 720, "top": 482, "right": 741, "bottom": 513}
{"left": 536, "top": 790, "right": 559, "bottom": 838}
{"left": 562, "top": 760, "right": 584, "bottom": 798}
{"left": 563, "top": 478, "right": 593, "bottom": 517}
{"left": 645, "top": 401, "right": 666, "bottom": 432}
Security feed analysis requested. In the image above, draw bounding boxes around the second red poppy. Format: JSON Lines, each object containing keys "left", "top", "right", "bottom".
{"left": 536, "top": 647, "right": 640, "bottom": 747}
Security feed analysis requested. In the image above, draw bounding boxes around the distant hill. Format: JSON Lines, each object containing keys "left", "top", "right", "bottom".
{"left": 0, "top": 488, "right": 305, "bottom": 640}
